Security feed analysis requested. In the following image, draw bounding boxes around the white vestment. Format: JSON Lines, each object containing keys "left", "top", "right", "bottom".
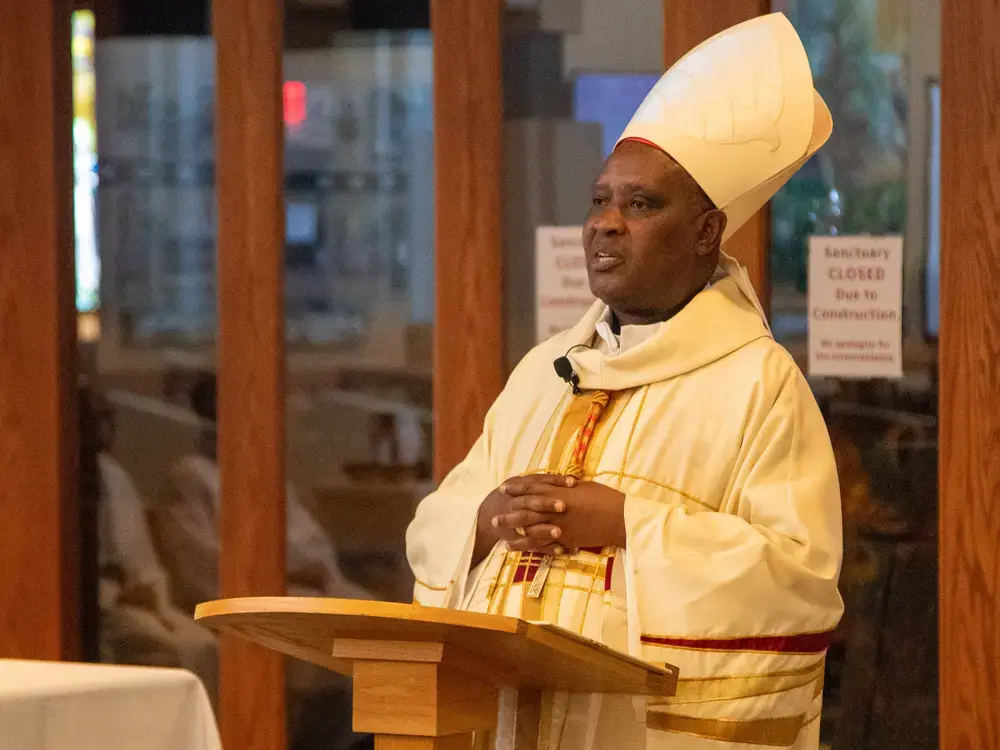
{"left": 407, "top": 265, "right": 843, "bottom": 749}
{"left": 97, "top": 454, "right": 218, "bottom": 700}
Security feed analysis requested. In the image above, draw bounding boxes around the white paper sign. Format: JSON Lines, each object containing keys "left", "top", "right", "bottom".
{"left": 808, "top": 235, "right": 903, "bottom": 378}
{"left": 535, "top": 226, "right": 595, "bottom": 342}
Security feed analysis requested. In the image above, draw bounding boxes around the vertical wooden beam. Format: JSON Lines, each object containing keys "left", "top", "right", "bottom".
{"left": 432, "top": 0, "right": 505, "bottom": 480}
{"left": 662, "top": 1, "right": 771, "bottom": 309}
{"left": 214, "top": 0, "right": 287, "bottom": 747}
{"left": 939, "top": 0, "right": 1000, "bottom": 746}
{"left": 0, "top": 0, "right": 79, "bottom": 659}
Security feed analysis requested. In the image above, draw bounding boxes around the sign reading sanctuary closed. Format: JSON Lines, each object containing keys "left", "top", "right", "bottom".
{"left": 535, "top": 226, "right": 595, "bottom": 342}
{"left": 808, "top": 235, "right": 903, "bottom": 379}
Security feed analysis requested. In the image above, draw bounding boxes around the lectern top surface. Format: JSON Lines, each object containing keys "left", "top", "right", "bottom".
{"left": 196, "top": 597, "right": 677, "bottom": 697}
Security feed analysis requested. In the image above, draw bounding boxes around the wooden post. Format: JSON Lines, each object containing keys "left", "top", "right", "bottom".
{"left": 662, "top": 1, "right": 771, "bottom": 309}
{"left": 0, "top": 0, "right": 79, "bottom": 660}
{"left": 214, "top": 0, "right": 287, "bottom": 746}
{"left": 431, "top": 0, "right": 505, "bottom": 480}
{"left": 939, "top": 0, "right": 1000, "bottom": 746}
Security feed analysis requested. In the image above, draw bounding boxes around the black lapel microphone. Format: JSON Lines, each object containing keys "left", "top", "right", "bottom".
{"left": 553, "top": 344, "right": 593, "bottom": 395}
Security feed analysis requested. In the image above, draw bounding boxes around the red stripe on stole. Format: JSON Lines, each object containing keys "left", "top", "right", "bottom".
{"left": 603, "top": 555, "right": 614, "bottom": 592}
{"left": 640, "top": 630, "right": 835, "bottom": 654}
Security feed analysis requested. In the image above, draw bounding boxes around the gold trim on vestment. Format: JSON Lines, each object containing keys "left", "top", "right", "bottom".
{"left": 487, "top": 551, "right": 516, "bottom": 615}
{"left": 673, "top": 657, "right": 826, "bottom": 684}
{"left": 497, "top": 552, "right": 518, "bottom": 615}
{"left": 813, "top": 668, "right": 825, "bottom": 697}
{"left": 549, "top": 395, "right": 595, "bottom": 472}
{"left": 527, "top": 389, "right": 572, "bottom": 473}
{"left": 646, "top": 710, "right": 805, "bottom": 747}
{"left": 575, "top": 548, "right": 606, "bottom": 633}
{"left": 562, "top": 559, "right": 601, "bottom": 577}
{"left": 644, "top": 644, "right": 831, "bottom": 656}
{"left": 497, "top": 581, "right": 626, "bottom": 598}
{"left": 414, "top": 578, "right": 449, "bottom": 592}
{"left": 649, "top": 661, "right": 824, "bottom": 706}
{"left": 615, "top": 386, "right": 650, "bottom": 489}
{"left": 589, "top": 471, "right": 717, "bottom": 511}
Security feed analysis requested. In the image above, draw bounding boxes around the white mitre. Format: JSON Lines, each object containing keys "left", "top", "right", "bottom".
{"left": 617, "top": 12, "right": 832, "bottom": 243}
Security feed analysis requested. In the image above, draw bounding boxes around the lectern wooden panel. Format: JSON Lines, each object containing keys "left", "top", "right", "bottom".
{"left": 196, "top": 598, "right": 678, "bottom": 748}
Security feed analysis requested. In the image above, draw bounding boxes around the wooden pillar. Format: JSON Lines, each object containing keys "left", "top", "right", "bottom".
{"left": 431, "top": 0, "right": 505, "bottom": 479}
{"left": 662, "top": 0, "right": 771, "bottom": 308}
{"left": 939, "top": 0, "right": 1000, "bottom": 746}
{"left": 214, "top": 0, "right": 287, "bottom": 747}
{"left": 0, "top": 0, "right": 79, "bottom": 660}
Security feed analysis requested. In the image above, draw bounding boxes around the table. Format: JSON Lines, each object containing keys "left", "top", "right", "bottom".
{"left": 0, "top": 660, "right": 221, "bottom": 750}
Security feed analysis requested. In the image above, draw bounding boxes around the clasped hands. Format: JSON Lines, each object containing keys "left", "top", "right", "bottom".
{"left": 473, "top": 474, "right": 626, "bottom": 565}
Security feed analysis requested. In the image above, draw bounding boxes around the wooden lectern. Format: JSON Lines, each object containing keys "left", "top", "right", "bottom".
{"left": 195, "top": 598, "right": 678, "bottom": 750}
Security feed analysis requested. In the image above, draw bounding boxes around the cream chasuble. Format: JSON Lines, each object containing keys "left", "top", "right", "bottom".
{"left": 407, "top": 263, "right": 843, "bottom": 749}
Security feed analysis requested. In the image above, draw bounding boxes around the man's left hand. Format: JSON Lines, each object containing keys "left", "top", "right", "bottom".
{"left": 494, "top": 477, "right": 627, "bottom": 551}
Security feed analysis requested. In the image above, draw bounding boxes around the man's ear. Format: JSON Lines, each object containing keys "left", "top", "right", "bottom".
{"left": 694, "top": 209, "right": 727, "bottom": 257}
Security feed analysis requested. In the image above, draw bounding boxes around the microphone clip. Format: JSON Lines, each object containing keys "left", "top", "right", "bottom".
{"left": 553, "top": 355, "right": 582, "bottom": 395}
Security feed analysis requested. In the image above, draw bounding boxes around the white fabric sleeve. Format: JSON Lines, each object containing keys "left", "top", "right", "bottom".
{"left": 624, "top": 368, "right": 844, "bottom": 644}
{"left": 406, "top": 401, "right": 502, "bottom": 609}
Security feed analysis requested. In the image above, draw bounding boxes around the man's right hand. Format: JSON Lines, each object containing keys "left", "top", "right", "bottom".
{"left": 471, "top": 474, "right": 573, "bottom": 566}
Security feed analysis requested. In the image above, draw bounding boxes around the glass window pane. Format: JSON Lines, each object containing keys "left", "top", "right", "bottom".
{"left": 771, "top": 2, "right": 939, "bottom": 748}
{"left": 88, "top": 19, "right": 220, "bottom": 704}
{"left": 282, "top": 18, "right": 435, "bottom": 750}
{"left": 503, "top": 6, "right": 663, "bottom": 369}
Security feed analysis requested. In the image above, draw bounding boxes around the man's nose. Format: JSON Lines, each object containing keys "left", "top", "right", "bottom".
{"left": 592, "top": 204, "right": 626, "bottom": 235}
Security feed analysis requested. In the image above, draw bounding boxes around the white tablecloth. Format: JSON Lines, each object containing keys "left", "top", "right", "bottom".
{"left": 0, "top": 660, "right": 222, "bottom": 750}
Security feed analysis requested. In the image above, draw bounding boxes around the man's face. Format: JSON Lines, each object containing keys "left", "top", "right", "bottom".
{"left": 583, "top": 141, "right": 725, "bottom": 325}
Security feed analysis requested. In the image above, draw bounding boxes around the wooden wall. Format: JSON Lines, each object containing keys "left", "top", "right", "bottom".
{"left": 0, "top": 0, "right": 79, "bottom": 661}
{"left": 432, "top": 0, "right": 505, "bottom": 480}
{"left": 662, "top": 0, "right": 771, "bottom": 307}
{"left": 939, "top": 0, "right": 1000, "bottom": 746}
{"left": 214, "top": 0, "right": 287, "bottom": 747}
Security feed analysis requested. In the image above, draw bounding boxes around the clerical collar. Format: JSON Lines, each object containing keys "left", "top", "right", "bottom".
{"left": 595, "top": 271, "right": 722, "bottom": 357}
{"left": 595, "top": 308, "right": 659, "bottom": 356}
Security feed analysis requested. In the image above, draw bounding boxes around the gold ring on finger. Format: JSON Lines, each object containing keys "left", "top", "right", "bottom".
{"left": 515, "top": 526, "right": 527, "bottom": 537}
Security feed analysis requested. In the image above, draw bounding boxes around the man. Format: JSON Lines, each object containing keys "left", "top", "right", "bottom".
{"left": 80, "top": 387, "right": 218, "bottom": 700}
{"left": 407, "top": 13, "right": 843, "bottom": 750}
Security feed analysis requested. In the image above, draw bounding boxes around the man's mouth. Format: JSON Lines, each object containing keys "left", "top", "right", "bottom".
{"left": 589, "top": 250, "right": 625, "bottom": 272}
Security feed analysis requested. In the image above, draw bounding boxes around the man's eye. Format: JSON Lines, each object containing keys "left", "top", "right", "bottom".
{"left": 591, "top": 196, "right": 608, "bottom": 207}
{"left": 630, "top": 199, "right": 650, "bottom": 210}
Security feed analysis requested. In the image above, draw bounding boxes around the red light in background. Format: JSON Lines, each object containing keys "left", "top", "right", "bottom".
{"left": 283, "top": 81, "right": 307, "bottom": 127}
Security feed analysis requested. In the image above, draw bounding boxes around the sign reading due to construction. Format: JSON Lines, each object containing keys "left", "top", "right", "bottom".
{"left": 808, "top": 235, "right": 904, "bottom": 379}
